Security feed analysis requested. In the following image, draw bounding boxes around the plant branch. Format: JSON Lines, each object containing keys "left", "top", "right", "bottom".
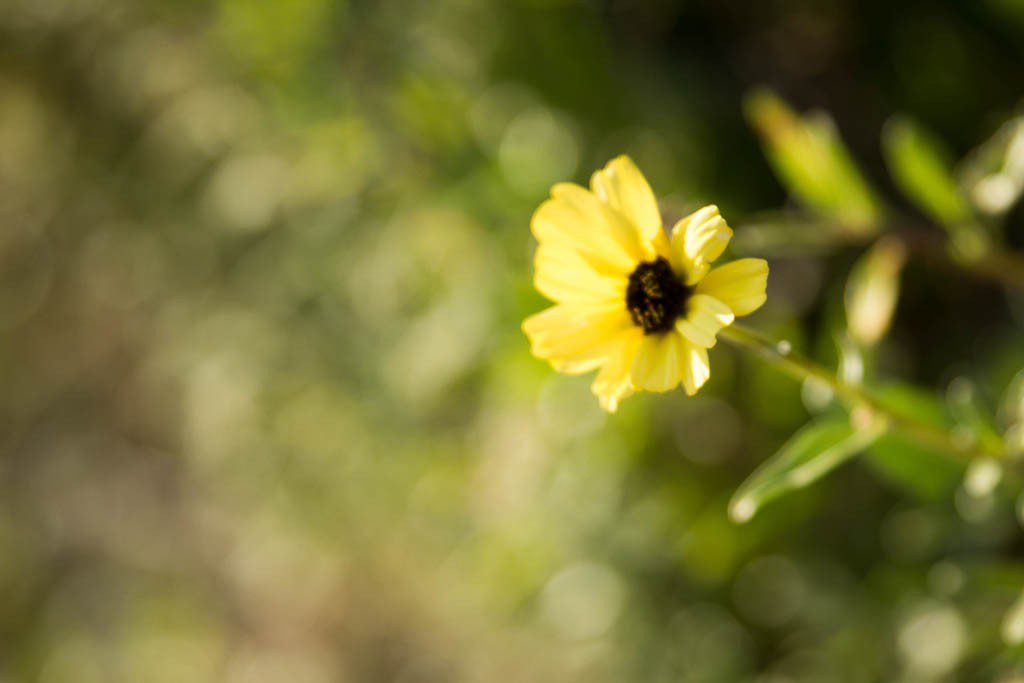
{"left": 718, "top": 323, "right": 1008, "bottom": 462}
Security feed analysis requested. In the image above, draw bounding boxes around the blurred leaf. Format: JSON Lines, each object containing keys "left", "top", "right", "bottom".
{"left": 881, "top": 116, "right": 971, "bottom": 228}
{"left": 844, "top": 236, "right": 906, "bottom": 347}
{"left": 960, "top": 116, "right": 1024, "bottom": 216}
{"left": 745, "top": 89, "right": 883, "bottom": 233}
{"left": 865, "top": 385, "right": 966, "bottom": 500}
{"left": 730, "top": 416, "right": 885, "bottom": 524}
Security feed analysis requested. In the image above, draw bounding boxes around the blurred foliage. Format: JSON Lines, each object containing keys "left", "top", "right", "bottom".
{"left": 882, "top": 116, "right": 971, "bottom": 229}
{"left": 844, "top": 236, "right": 906, "bottom": 348}
{"left": 1, "top": 0, "right": 1024, "bottom": 681}
{"left": 745, "top": 89, "right": 884, "bottom": 233}
{"left": 729, "top": 414, "right": 886, "bottom": 524}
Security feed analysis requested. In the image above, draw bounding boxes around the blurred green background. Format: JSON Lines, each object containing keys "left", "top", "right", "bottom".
{"left": 3, "top": 0, "right": 1024, "bottom": 680}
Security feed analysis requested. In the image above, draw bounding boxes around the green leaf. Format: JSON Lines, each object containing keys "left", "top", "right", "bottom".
{"left": 729, "top": 416, "right": 886, "bottom": 523}
{"left": 744, "top": 89, "right": 883, "bottom": 233}
{"left": 882, "top": 116, "right": 972, "bottom": 228}
{"left": 865, "top": 385, "right": 966, "bottom": 500}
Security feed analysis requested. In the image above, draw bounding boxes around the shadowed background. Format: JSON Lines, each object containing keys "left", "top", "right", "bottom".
{"left": 2, "top": 0, "right": 1024, "bottom": 680}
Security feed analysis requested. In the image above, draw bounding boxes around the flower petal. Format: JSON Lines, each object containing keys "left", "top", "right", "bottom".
{"left": 631, "top": 332, "right": 682, "bottom": 392}
{"left": 678, "top": 340, "right": 710, "bottom": 396}
{"left": 590, "top": 155, "right": 662, "bottom": 246}
{"left": 669, "top": 205, "right": 733, "bottom": 285}
{"left": 523, "top": 304, "right": 633, "bottom": 374}
{"left": 532, "top": 183, "right": 645, "bottom": 275}
{"left": 592, "top": 328, "right": 642, "bottom": 412}
{"left": 650, "top": 228, "right": 672, "bottom": 261}
{"left": 674, "top": 294, "right": 735, "bottom": 348}
{"left": 695, "top": 258, "right": 769, "bottom": 316}
{"left": 534, "top": 244, "right": 626, "bottom": 306}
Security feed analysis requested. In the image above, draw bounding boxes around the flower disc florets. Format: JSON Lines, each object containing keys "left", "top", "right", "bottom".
{"left": 626, "top": 257, "right": 692, "bottom": 334}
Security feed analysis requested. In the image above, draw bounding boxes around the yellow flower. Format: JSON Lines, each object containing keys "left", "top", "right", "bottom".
{"left": 523, "top": 155, "right": 769, "bottom": 412}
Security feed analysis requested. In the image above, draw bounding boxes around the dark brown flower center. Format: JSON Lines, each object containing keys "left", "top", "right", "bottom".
{"left": 626, "top": 257, "right": 692, "bottom": 334}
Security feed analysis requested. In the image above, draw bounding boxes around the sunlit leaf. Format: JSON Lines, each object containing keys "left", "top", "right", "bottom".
{"left": 882, "top": 116, "right": 971, "bottom": 227}
{"left": 745, "top": 89, "right": 883, "bottom": 234}
{"left": 844, "top": 236, "right": 906, "bottom": 347}
{"left": 730, "top": 416, "right": 886, "bottom": 524}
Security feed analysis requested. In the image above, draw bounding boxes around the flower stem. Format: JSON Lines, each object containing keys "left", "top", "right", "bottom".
{"left": 718, "top": 323, "right": 1006, "bottom": 462}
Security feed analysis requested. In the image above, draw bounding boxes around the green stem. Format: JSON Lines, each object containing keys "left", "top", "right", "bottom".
{"left": 718, "top": 324, "right": 1005, "bottom": 462}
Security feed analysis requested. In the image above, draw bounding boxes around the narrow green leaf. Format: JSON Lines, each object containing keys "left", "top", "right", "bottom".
{"left": 809, "top": 112, "right": 884, "bottom": 230}
{"left": 744, "top": 89, "right": 883, "bottom": 233}
{"left": 730, "top": 416, "right": 886, "bottom": 523}
{"left": 882, "top": 116, "right": 971, "bottom": 227}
